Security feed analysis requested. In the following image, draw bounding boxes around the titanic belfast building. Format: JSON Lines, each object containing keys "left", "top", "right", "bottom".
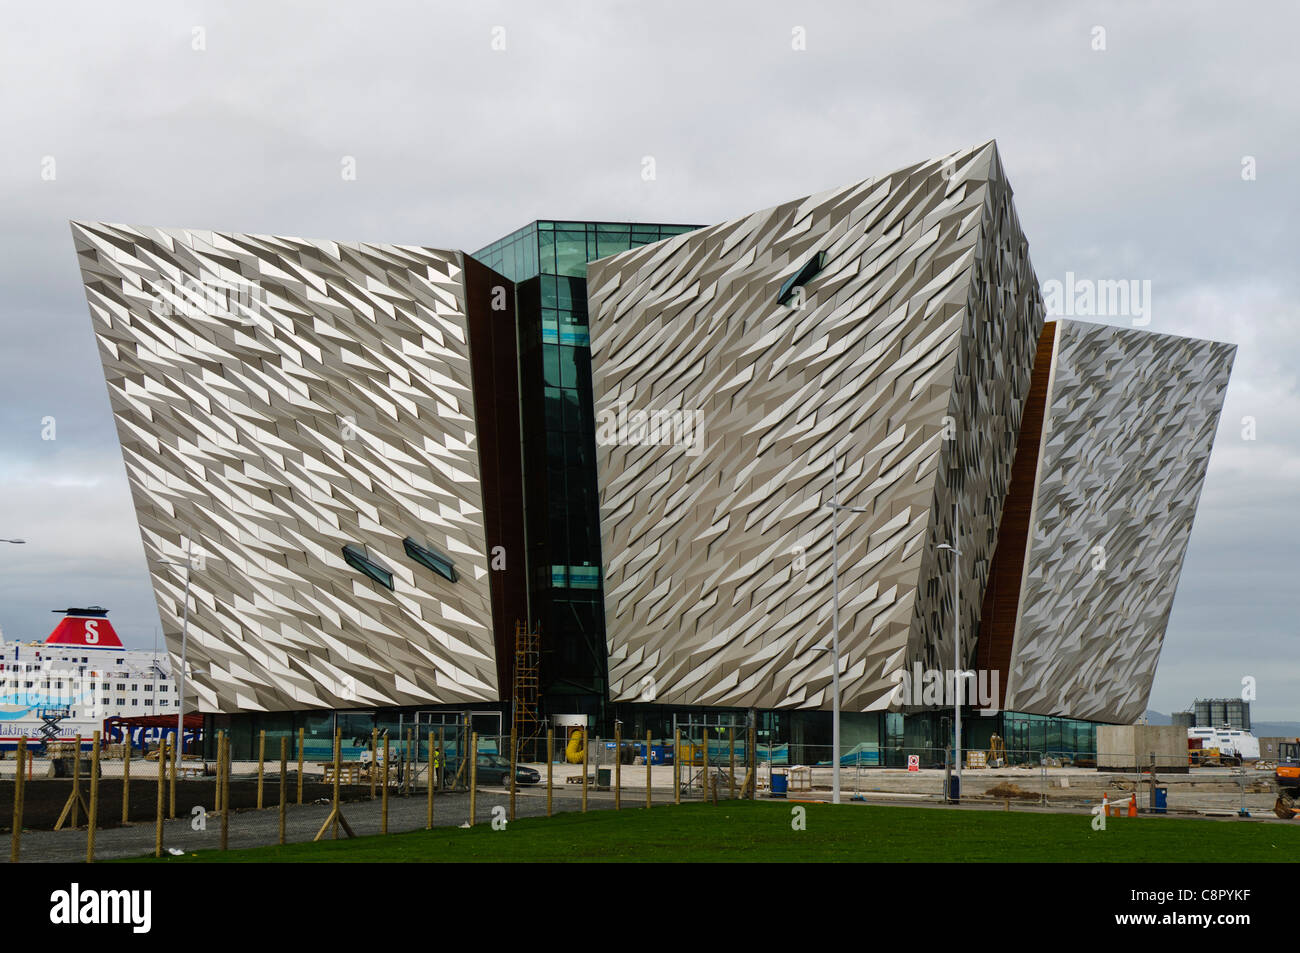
{"left": 72, "top": 142, "right": 1234, "bottom": 762}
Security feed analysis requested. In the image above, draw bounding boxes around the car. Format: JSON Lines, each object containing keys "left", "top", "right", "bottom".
{"left": 475, "top": 752, "right": 541, "bottom": 787}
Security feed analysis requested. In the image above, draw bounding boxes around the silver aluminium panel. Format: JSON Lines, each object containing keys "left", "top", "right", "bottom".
{"left": 1004, "top": 319, "right": 1235, "bottom": 723}
{"left": 72, "top": 223, "right": 500, "bottom": 713}
{"left": 587, "top": 142, "right": 1044, "bottom": 711}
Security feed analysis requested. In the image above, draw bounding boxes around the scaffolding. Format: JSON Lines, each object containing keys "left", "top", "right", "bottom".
{"left": 512, "top": 620, "right": 542, "bottom": 761}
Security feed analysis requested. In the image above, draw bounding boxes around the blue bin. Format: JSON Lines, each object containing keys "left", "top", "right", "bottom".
{"left": 947, "top": 776, "right": 961, "bottom": 802}
{"left": 1153, "top": 786, "right": 1167, "bottom": 814}
{"left": 770, "top": 772, "right": 788, "bottom": 798}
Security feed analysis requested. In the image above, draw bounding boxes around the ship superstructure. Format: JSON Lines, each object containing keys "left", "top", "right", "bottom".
{"left": 0, "top": 607, "right": 174, "bottom": 749}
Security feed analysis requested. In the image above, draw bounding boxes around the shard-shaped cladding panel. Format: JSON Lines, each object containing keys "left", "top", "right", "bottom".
{"left": 1005, "top": 320, "right": 1234, "bottom": 723}
{"left": 587, "top": 143, "right": 1044, "bottom": 711}
{"left": 72, "top": 223, "right": 505, "bottom": 712}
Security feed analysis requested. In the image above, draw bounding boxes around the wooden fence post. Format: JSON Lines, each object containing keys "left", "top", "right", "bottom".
{"left": 168, "top": 731, "right": 177, "bottom": 819}
{"left": 86, "top": 731, "right": 101, "bottom": 863}
{"left": 331, "top": 730, "right": 341, "bottom": 840}
{"left": 220, "top": 735, "right": 230, "bottom": 851}
{"left": 426, "top": 730, "right": 434, "bottom": 830}
{"left": 71, "top": 735, "right": 82, "bottom": 828}
{"left": 614, "top": 722, "right": 622, "bottom": 810}
{"left": 10, "top": 738, "right": 25, "bottom": 863}
{"left": 122, "top": 742, "right": 131, "bottom": 825}
{"left": 213, "top": 731, "right": 222, "bottom": 815}
{"left": 509, "top": 718, "right": 517, "bottom": 823}
{"left": 279, "top": 736, "right": 287, "bottom": 846}
{"left": 369, "top": 727, "right": 377, "bottom": 800}
{"left": 711, "top": 729, "right": 719, "bottom": 806}
{"left": 468, "top": 731, "right": 478, "bottom": 826}
{"left": 310, "top": 732, "right": 354, "bottom": 843}
{"left": 702, "top": 728, "right": 710, "bottom": 804}
{"left": 748, "top": 716, "right": 757, "bottom": 800}
{"left": 257, "top": 730, "right": 266, "bottom": 810}
{"left": 729, "top": 728, "right": 736, "bottom": 800}
{"left": 381, "top": 733, "right": 390, "bottom": 835}
{"left": 406, "top": 728, "right": 414, "bottom": 797}
{"left": 297, "top": 727, "right": 305, "bottom": 805}
{"left": 546, "top": 728, "right": 553, "bottom": 818}
{"left": 154, "top": 739, "right": 166, "bottom": 858}
{"left": 674, "top": 730, "right": 681, "bottom": 805}
{"left": 581, "top": 727, "right": 589, "bottom": 813}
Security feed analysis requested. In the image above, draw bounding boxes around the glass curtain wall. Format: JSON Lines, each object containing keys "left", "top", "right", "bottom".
{"left": 472, "top": 222, "right": 698, "bottom": 729}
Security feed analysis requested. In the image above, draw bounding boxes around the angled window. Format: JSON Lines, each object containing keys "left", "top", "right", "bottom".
{"left": 777, "top": 251, "right": 827, "bottom": 306}
{"left": 403, "top": 537, "right": 457, "bottom": 583}
{"left": 342, "top": 544, "right": 394, "bottom": 591}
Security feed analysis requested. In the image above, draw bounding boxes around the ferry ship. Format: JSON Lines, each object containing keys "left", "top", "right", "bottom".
{"left": 0, "top": 606, "right": 177, "bottom": 751}
{"left": 1187, "top": 725, "right": 1260, "bottom": 761}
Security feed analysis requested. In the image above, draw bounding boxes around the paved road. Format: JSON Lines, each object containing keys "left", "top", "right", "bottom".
{"left": 4, "top": 784, "right": 684, "bottom": 863}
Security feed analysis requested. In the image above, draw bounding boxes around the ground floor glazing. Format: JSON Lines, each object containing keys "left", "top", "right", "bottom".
{"left": 203, "top": 704, "right": 1104, "bottom": 767}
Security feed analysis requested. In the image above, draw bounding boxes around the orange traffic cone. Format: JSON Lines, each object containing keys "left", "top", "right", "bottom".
{"left": 1102, "top": 793, "right": 1110, "bottom": 817}
{"left": 1128, "top": 794, "right": 1137, "bottom": 818}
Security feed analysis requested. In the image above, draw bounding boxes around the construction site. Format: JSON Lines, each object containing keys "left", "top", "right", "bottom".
{"left": 5, "top": 721, "right": 1298, "bottom": 835}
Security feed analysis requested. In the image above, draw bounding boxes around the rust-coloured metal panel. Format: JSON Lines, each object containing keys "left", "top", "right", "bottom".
{"left": 976, "top": 321, "right": 1056, "bottom": 710}
{"left": 463, "top": 256, "right": 528, "bottom": 698}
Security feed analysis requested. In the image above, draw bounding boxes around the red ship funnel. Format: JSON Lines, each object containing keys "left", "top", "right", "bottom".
{"left": 46, "top": 606, "right": 124, "bottom": 650}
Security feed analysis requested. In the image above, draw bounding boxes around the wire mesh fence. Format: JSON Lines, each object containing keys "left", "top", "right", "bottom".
{"left": 2, "top": 730, "right": 1291, "bottom": 863}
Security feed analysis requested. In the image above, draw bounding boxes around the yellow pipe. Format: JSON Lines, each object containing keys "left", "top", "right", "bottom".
{"left": 564, "top": 727, "right": 586, "bottom": 764}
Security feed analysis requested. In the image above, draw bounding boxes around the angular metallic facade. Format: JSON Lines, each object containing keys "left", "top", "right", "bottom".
{"left": 1002, "top": 319, "right": 1235, "bottom": 723}
{"left": 73, "top": 223, "right": 510, "bottom": 713}
{"left": 587, "top": 142, "right": 1045, "bottom": 711}
{"left": 73, "top": 142, "right": 1235, "bottom": 729}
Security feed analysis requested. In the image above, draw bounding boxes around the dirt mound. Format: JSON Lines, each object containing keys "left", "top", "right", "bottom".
{"left": 986, "top": 782, "right": 1038, "bottom": 800}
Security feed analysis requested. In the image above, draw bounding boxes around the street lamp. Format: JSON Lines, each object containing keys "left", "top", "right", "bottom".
{"left": 158, "top": 540, "right": 194, "bottom": 758}
{"left": 822, "top": 449, "right": 867, "bottom": 806}
{"left": 937, "top": 503, "right": 963, "bottom": 802}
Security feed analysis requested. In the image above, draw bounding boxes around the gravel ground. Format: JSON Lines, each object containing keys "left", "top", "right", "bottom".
{"left": 2, "top": 782, "right": 682, "bottom": 863}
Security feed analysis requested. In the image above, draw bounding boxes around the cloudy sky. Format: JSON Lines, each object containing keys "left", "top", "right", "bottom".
{"left": 1, "top": 2, "right": 1295, "bottom": 718}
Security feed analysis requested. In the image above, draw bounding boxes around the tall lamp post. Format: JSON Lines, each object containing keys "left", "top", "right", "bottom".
{"left": 822, "top": 450, "right": 866, "bottom": 805}
{"left": 158, "top": 540, "right": 193, "bottom": 757}
{"left": 937, "top": 504, "right": 962, "bottom": 802}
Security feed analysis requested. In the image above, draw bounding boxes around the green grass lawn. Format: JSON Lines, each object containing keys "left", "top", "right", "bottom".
{"left": 120, "top": 801, "right": 1300, "bottom": 863}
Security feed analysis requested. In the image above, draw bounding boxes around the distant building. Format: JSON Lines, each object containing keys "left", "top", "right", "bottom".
{"left": 1259, "top": 737, "right": 1298, "bottom": 761}
{"left": 1192, "top": 698, "right": 1250, "bottom": 730}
